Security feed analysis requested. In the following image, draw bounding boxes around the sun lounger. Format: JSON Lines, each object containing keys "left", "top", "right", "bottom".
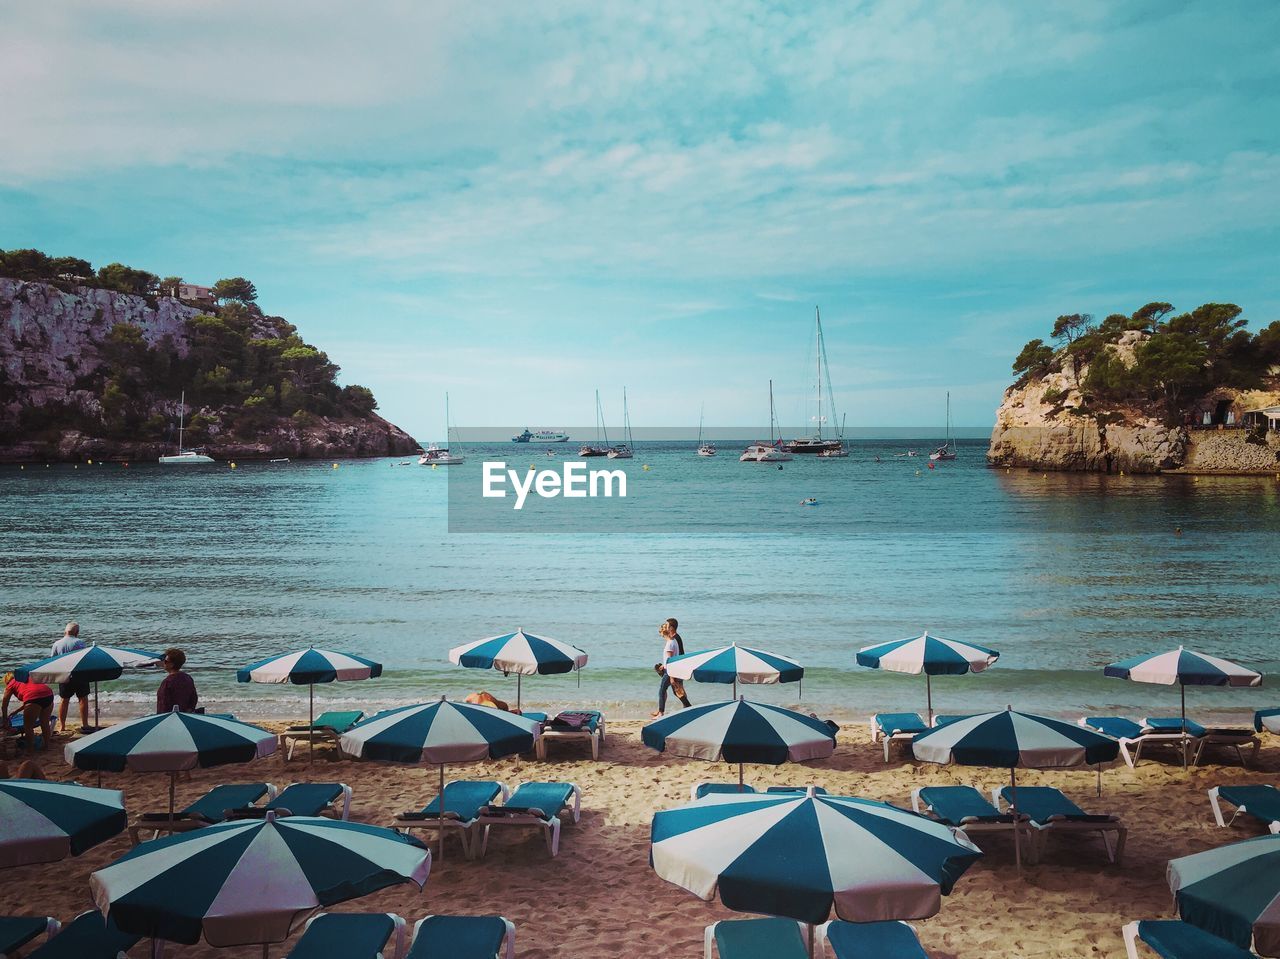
{"left": 870, "top": 713, "right": 928, "bottom": 762}
{"left": 765, "top": 786, "right": 828, "bottom": 795}
{"left": 818, "top": 920, "right": 930, "bottom": 959}
{"left": 1079, "top": 716, "right": 1204, "bottom": 768}
{"left": 128, "top": 782, "right": 277, "bottom": 843}
{"left": 932, "top": 714, "right": 972, "bottom": 727}
{"left": 26, "top": 911, "right": 140, "bottom": 959}
{"left": 227, "top": 782, "right": 352, "bottom": 821}
{"left": 285, "top": 912, "right": 405, "bottom": 959}
{"left": 992, "top": 785, "right": 1126, "bottom": 863}
{"left": 280, "top": 710, "right": 365, "bottom": 761}
{"left": 1122, "top": 919, "right": 1259, "bottom": 959}
{"left": 475, "top": 781, "right": 581, "bottom": 858}
{"left": 704, "top": 918, "right": 809, "bottom": 959}
{"left": 912, "top": 785, "right": 1035, "bottom": 862}
{"left": 0, "top": 915, "right": 59, "bottom": 958}
{"left": 406, "top": 915, "right": 516, "bottom": 959}
{"left": 532, "top": 710, "right": 605, "bottom": 760}
{"left": 392, "top": 780, "right": 508, "bottom": 858}
{"left": 1209, "top": 784, "right": 1280, "bottom": 833}
{"left": 1190, "top": 728, "right": 1260, "bottom": 767}
{"left": 691, "top": 783, "right": 757, "bottom": 800}
{"left": 1254, "top": 708, "right": 1280, "bottom": 734}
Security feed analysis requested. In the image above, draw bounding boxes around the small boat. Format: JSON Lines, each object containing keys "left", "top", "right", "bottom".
{"left": 607, "top": 387, "right": 635, "bottom": 459}
{"left": 158, "top": 391, "right": 215, "bottom": 464}
{"left": 269, "top": 458, "right": 290, "bottom": 464}
{"left": 741, "top": 381, "right": 794, "bottom": 462}
{"left": 784, "top": 307, "right": 845, "bottom": 455}
{"left": 696, "top": 404, "right": 716, "bottom": 456}
{"left": 420, "top": 393, "right": 465, "bottom": 465}
{"left": 930, "top": 392, "right": 959, "bottom": 461}
{"left": 579, "top": 391, "right": 611, "bottom": 457}
{"left": 513, "top": 428, "right": 570, "bottom": 443}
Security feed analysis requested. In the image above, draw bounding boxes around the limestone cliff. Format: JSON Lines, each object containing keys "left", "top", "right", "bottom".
{"left": 0, "top": 277, "right": 418, "bottom": 461}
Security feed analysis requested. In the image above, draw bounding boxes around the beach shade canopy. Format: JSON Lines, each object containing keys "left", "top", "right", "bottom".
{"left": 651, "top": 789, "right": 981, "bottom": 958}
{"left": 856, "top": 632, "right": 999, "bottom": 725}
{"left": 237, "top": 647, "right": 383, "bottom": 761}
{"left": 65, "top": 710, "right": 277, "bottom": 825}
{"left": 912, "top": 708, "right": 1120, "bottom": 868}
{"left": 91, "top": 813, "right": 431, "bottom": 950}
{"left": 642, "top": 698, "right": 836, "bottom": 790}
{"left": 664, "top": 643, "right": 804, "bottom": 698}
{"left": 14, "top": 643, "right": 162, "bottom": 728}
{"left": 448, "top": 628, "right": 587, "bottom": 710}
{"left": 0, "top": 780, "right": 127, "bottom": 869}
{"left": 339, "top": 697, "right": 540, "bottom": 859}
{"left": 1167, "top": 834, "right": 1280, "bottom": 957}
{"left": 1105, "top": 646, "right": 1262, "bottom": 767}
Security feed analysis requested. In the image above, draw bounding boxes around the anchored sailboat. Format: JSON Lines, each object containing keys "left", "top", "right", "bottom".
{"left": 785, "top": 307, "right": 844, "bottom": 455}
{"left": 579, "top": 391, "right": 610, "bottom": 457}
{"left": 741, "top": 380, "right": 793, "bottom": 462}
{"left": 607, "top": 388, "right": 634, "bottom": 458}
{"left": 419, "top": 393, "right": 465, "bottom": 465}
{"left": 696, "top": 404, "right": 716, "bottom": 456}
{"left": 930, "top": 392, "right": 958, "bottom": 461}
{"left": 158, "top": 391, "right": 214, "bottom": 464}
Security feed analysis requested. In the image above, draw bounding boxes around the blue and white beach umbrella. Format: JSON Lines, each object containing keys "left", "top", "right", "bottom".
{"left": 856, "top": 631, "right": 999, "bottom": 724}
{"left": 237, "top": 647, "right": 383, "bottom": 760}
{"left": 340, "top": 697, "right": 541, "bottom": 857}
{"left": 1105, "top": 646, "right": 1262, "bottom": 767}
{"left": 448, "top": 628, "right": 587, "bottom": 710}
{"left": 15, "top": 642, "right": 162, "bottom": 728}
{"left": 0, "top": 780, "right": 127, "bottom": 869}
{"left": 1167, "top": 834, "right": 1280, "bottom": 957}
{"left": 651, "top": 790, "right": 981, "bottom": 957}
{"left": 912, "top": 708, "right": 1120, "bottom": 868}
{"left": 66, "top": 710, "right": 277, "bottom": 824}
{"left": 664, "top": 643, "right": 804, "bottom": 698}
{"left": 643, "top": 698, "right": 836, "bottom": 789}
{"left": 91, "top": 813, "right": 431, "bottom": 950}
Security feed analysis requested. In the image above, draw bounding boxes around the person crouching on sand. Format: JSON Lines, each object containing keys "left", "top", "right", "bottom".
{"left": 652, "top": 619, "right": 692, "bottom": 718}
{"left": 2, "top": 672, "right": 54, "bottom": 754}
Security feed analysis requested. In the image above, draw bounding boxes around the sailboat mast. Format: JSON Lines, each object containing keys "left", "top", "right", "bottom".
{"left": 769, "top": 379, "right": 776, "bottom": 445}
{"left": 815, "top": 307, "right": 823, "bottom": 440}
{"left": 445, "top": 391, "right": 451, "bottom": 447}
{"left": 697, "top": 403, "right": 704, "bottom": 446}
{"left": 178, "top": 390, "right": 185, "bottom": 452}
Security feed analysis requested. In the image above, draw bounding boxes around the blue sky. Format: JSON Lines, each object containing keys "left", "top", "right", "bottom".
{"left": 2, "top": 1, "right": 1278, "bottom": 440}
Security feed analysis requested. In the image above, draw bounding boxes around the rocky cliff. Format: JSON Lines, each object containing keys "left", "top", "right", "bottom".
{"left": 988, "top": 331, "right": 1280, "bottom": 473}
{"left": 0, "top": 277, "right": 418, "bottom": 461}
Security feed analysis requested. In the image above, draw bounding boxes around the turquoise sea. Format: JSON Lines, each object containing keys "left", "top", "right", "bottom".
{"left": 2, "top": 439, "right": 1278, "bottom": 724}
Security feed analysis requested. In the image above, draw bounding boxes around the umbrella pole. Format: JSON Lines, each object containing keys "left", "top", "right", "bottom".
{"left": 309, "top": 684, "right": 315, "bottom": 765}
{"left": 1181, "top": 683, "right": 1188, "bottom": 769}
{"left": 738, "top": 763, "right": 744, "bottom": 792}
{"left": 1010, "top": 767, "right": 1021, "bottom": 872}
{"left": 439, "top": 764, "right": 446, "bottom": 862}
{"left": 517, "top": 673, "right": 522, "bottom": 712}
{"left": 169, "top": 771, "right": 177, "bottom": 833}
{"left": 926, "top": 674, "right": 933, "bottom": 727}
{"left": 808, "top": 923, "right": 815, "bottom": 959}
{"left": 94, "top": 681, "right": 100, "bottom": 730}
{"left": 262, "top": 943, "right": 269, "bottom": 959}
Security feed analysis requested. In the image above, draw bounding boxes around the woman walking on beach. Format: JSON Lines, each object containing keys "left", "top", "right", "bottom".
{"left": 653, "top": 618, "right": 692, "bottom": 718}
{"left": 1, "top": 673, "right": 54, "bottom": 754}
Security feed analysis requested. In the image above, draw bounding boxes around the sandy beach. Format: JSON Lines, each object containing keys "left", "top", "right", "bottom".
{"left": 2, "top": 716, "right": 1277, "bottom": 958}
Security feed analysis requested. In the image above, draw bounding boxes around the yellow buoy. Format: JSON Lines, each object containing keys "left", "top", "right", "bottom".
{"left": 333, "top": 463, "right": 339, "bottom": 469}
{"left": 642, "top": 464, "right": 651, "bottom": 471}
{"left": 230, "top": 462, "right": 237, "bottom": 469}
{"left": 88, "top": 458, "right": 93, "bottom": 465}
{"left": 431, "top": 464, "right": 437, "bottom": 470}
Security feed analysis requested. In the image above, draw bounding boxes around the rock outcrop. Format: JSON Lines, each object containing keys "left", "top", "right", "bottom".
{"left": 0, "top": 277, "right": 418, "bottom": 461}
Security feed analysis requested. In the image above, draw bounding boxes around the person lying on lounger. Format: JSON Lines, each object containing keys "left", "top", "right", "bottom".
{"left": 465, "top": 691, "right": 521, "bottom": 714}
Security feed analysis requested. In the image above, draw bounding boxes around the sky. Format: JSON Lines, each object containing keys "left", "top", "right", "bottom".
{"left": 2, "top": 1, "right": 1278, "bottom": 441}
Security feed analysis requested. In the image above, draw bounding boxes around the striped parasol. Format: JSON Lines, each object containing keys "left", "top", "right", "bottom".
{"left": 0, "top": 780, "right": 127, "bottom": 868}
{"left": 237, "top": 647, "right": 382, "bottom": 761}
{"left": 91, "top": 813, "right": 430, "bottom": 954}
{"left": 1167, "top": 834, "right": 1280, "bottom": 956}
{"left": 15, "top": 643, "right": 162, "bottom": 729}
{"left": 663, "top": 643, "right": 804, "bottom": 698}
{"left": 651, "top": 789, "right": 981, "bottom": 958}
{"left": 856, "top": 631, "right": 999, "bottom": 725}
{"left": 448, "top": 628, "right": 587, "bottom": 710}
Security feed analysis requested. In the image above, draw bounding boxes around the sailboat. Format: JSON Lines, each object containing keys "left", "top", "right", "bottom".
{"left": 740, "top": 380, "right": 793, "bottom": 462}
{"left": 819, "top": 413, "right": 850, "bottom": 457}
{"left": 579, "top": 391, "right": 610, "bottom": 457}
{"left": 607, "top": 388, "right": 634, "bottom": 458}
{"left": 419, "top": 393, "right": 465, "bottom": 465}
{"left": 785, "top": 307, "right": 844, "bottom": 455}
{"left": 696, "top": 404, "right": 716, "bottom": 456}
{"left": 930, "top": 392, "right": 958, "bottom": 461}
{"left": 158, "top": 391, "right": 214, "bottom": 464}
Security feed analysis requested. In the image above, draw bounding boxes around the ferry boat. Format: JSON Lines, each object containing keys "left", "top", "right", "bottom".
{"left": 512, "top": 428, "right": 570, "bottom": 443}
{"left": 784, "top": 307, "right": 845, "bottom": 455}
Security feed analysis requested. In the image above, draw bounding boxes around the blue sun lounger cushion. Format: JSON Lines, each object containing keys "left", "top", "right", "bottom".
{"left": 916, "top": 786, "right": 1009, "bottom": 824}
{"left": 287, "top": 711, "right": 364, "bottom": 734}
{"left": 265, "top": 782, "right": 351, "bottom": 819}
{"left": 1083, "top": 717, "right": 1146, "bottom": 740}
{"left": 407, "top": 915, "right": 515, "bottom": 959}
{"left": 1254, "top": 708, "right": 1280, "bottom": 733}
{"left": 26, "top": 911, "right": 139, "bottom": 959}
{"left": 394, "top": 781, "right": 506, "bottom": 858}
{"left": 932, "top": 714, "right": 974, "bottom": 727}
{"left": 1209, "top": 784, "right": 1280, "bottom": 832}
{"left": 475, "top": 781, "right": 581, "bottom": 857}
{"left": 708, "top": 918, "right": 808, "bottom": 959}
{"left": 997, "top": 785, "right": 1126, "bottom": 863}
{"left": 823, "top": 920, "right": 929, "bottom": 959}
{"left": 765, "top": 786, "right": 828, "bottom": 795}
{"left": 692, "top": 783, "right": 757, "bottom": 800}
{"left": 871, "top": 713, "right": 928, "bottom": 761}
{"left": 1143, "top": 717, "right": 1207, "bottom": 736}
{"left": 0, "top": 916, "right": 57, "bottom": 957}
{"left": 1122, "top": 920, "right": 1259, "bottom": 959}
{"left": 286, "top": 912, "right": 403, "bottom": 959}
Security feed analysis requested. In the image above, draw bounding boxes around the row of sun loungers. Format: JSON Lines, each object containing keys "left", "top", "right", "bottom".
{"left": 869, "top": 712, "right": 1262, "bottom": 766}
{"left": 127, "top": 781, "right": 353, "bottom": 843}
{"left": 393, "top": 780, "right": 581, "bottom": 859}
{"left": 704, "top": 917, "right": 930, "bottom": 959}
{"left": 0, "top": 909, "right": 516, "bottom": 959}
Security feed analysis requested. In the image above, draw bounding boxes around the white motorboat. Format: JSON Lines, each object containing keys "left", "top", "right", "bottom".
{"left": 158, "top": 391, "right": 215, "bottom": 464}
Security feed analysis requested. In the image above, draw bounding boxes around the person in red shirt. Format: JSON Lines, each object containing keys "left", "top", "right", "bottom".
{"left": 2, "top": 672, "right": 55, "bottom": 754}
{"left": 156, "top": 648, "right": 199, "bottom": 714}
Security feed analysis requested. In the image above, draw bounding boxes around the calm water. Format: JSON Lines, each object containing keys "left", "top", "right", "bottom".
{"left": 2, "top": 439, "right": 1278, "bottom": 723}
